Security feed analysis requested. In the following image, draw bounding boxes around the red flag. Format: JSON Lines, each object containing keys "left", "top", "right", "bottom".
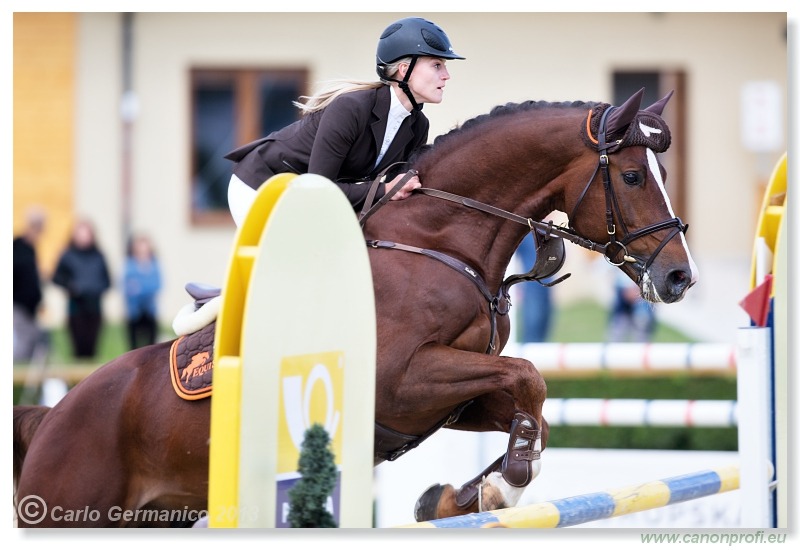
{"left": 739, "top": 274, "right": 773, "bottom": 327}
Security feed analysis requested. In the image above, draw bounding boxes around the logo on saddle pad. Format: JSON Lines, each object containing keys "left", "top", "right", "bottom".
{"left": 169, "top": 322, "right": 215, "bottom": 400}
{"left": 183, "top": 351, "right": 212, "bottom": 384}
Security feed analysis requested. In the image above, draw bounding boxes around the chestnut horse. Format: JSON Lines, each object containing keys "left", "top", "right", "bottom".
{"left": 13, "top": 88, "right": 696, "bottom": 527}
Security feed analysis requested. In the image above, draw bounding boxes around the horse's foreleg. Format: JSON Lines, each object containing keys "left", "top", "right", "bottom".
{"left": 392, "top": 346, "right": 547, "bottom": 522}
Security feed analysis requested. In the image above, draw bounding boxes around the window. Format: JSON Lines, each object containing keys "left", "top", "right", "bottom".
{"left": 613, "top": 70, "right": 687, "bottom": 220}
{"left": 190, "top": 68, "right": 307, "bottom": 224}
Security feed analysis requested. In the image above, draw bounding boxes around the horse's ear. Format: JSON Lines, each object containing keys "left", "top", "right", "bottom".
{"left": 644, "top": 90, "right": 674, "bottom": 116}
{"left": 605, "top": 87, "right": 644, "bottom": 136}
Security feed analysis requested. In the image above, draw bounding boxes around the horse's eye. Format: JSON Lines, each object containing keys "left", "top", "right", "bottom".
{"left": 622, "top": 172, "right": 640, "bottom": 186}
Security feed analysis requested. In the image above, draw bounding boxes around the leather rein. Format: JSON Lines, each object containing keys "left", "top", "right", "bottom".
{"left": 357, "top": 106, "right": 688, "bottom": 353}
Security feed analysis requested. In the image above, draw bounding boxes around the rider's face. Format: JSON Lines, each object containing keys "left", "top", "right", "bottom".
{"left": 402, "top": 57, "right": 451, "bottom": 105}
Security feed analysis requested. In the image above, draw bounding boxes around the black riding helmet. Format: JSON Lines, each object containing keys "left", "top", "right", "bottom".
{"left": 376, "top": 17, "right": 465, "bottom": 111}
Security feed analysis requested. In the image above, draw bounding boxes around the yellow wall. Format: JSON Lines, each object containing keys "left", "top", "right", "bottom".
{"left": 13, "top": 12, "right": 76, "bottom": 276}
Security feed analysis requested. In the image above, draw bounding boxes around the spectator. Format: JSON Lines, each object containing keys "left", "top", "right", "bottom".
{"left": 52, "top": 219, "right": 111, "bottom": 359}
{"left": 606, "top": 270, "right": 656, "bottom": 342}
{"left": 515, "top": 232, "right": 554, "bottom": 343}
{"left": 13, "top": 206, "right": 47, "bottom": 362}
{"left": 123, "top": 233, "right": 162, "bottom": 349}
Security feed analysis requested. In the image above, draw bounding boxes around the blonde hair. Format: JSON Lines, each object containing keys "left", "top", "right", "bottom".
{"left": 294, "top": 58, "right": 411, "bottom": 114}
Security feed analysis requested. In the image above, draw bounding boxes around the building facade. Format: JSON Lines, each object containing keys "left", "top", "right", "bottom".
{"left": 12, "top": 12, "right": 789, "bottom": 342}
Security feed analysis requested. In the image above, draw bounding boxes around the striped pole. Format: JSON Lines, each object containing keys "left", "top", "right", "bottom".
{"left": 544, "top": 398, "right": 738, "bottom": 428}
{"left": 502, "top": 342, "right": 736, "bottom": 376}
{"left": 398, "top": 465, "right": 740, "bottom": 528}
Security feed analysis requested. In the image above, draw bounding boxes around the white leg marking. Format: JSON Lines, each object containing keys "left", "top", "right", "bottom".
{"left": 482, "top": 472, "right": 526, "bottom": 509}
{"left": 481, "top": 435, "right": 543, "bottom": 510}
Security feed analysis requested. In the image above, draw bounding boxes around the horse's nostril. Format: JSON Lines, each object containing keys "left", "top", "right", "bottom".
{"left": 668, "top": 270, "right": 691, "bottom": 294}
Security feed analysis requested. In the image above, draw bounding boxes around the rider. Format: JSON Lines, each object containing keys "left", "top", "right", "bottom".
{"left": 224, "top": 16, "right": 465, "bottom": 226}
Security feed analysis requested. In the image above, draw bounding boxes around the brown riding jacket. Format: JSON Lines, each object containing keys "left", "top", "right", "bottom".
{"left": 224, "top": 85, "right": 429, "bottom": 210}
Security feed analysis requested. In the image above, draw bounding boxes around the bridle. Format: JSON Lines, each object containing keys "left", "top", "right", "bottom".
{"left": 569, "top": 105, "right": 689, "bottom": 283}
{"left": 358, "top": 104, "right": 688, "bottom": 352}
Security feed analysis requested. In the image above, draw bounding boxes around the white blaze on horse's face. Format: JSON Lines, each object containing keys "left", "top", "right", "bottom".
{"left": 639, "top": 122, "right": 699, "bottom": 302}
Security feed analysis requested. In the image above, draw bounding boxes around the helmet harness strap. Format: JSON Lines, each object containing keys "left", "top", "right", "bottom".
{"left": 385, "top": 56, "right": 422, "bottom": 111}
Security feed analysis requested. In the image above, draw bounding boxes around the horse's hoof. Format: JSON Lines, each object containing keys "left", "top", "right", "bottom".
{"left": 414, "top": 482, "right": 485, "bottom": 521}
{"left": 414, "top": 483, "right": 448, "bottom": 522}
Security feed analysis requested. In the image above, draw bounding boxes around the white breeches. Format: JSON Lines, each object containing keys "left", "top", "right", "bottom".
{"left": 227, "top": 174, "right": 257, "bottom": 227}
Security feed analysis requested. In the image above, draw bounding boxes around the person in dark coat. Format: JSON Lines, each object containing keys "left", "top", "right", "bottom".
{"left": 52, "top": 219, "right": 111, "bottom": 359}
{"left": 13, "top": 207, "right": 47, "bottom": 362}
{"left": 225, "top": 16, "right": 465, "bottom": 226}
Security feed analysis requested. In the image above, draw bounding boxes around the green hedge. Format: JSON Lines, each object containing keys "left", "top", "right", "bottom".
{"left": 536, "top": 298, "right": 737, "bottom": 451}
{"left": 544, "top": 376, "right": 738, "bottom": 451}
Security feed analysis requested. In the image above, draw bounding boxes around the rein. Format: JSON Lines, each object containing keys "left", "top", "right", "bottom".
{"left": 360, "top": 179, "right": 573, "bottom": 354}
{"left": 414, "top": 186, "right": 607, "bottom": 256}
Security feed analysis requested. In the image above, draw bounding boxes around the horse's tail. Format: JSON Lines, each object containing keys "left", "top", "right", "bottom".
{"left": 13, "top": 405, "right": 50, "bottom": 493}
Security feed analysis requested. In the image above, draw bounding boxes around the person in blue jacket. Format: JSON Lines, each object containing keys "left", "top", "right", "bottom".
{"left": 123, "top": 233, "right": 162, "bottom": 350}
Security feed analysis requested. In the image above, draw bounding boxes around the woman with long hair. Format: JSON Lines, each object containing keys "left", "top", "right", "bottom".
{"left": 224, "top": 16, "right": 465, "bottom": 226}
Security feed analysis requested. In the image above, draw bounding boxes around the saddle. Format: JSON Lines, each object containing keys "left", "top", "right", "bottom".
{"left": 172, "top": 282, "right": 222, "bottom": 336}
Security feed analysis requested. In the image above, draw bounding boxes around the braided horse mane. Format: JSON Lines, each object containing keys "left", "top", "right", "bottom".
{"left": 411, "top": 97, "right": 671, "bottom": 168}
{"left": 410, "top": 100, "right": 603, "bottom": 164}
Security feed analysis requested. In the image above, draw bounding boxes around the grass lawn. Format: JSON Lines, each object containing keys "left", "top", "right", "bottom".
{"left": 548, "top": 298, "right": 695, "bottom": 343}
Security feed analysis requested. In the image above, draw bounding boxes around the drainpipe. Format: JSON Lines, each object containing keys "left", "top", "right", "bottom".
{"left": 120, "top": 12, "right": 137, "bottom": 251}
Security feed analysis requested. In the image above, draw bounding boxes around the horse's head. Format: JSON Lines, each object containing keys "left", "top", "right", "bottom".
{"left": 567, "top": 88, "right": 697, "bottom": 303}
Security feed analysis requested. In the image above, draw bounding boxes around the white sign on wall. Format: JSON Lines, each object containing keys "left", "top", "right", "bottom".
{"left": 740, "top": 81, "right": 783, "bottom": 153}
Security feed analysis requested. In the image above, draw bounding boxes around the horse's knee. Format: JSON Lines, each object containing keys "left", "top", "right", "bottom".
{"left": 528, "top": 361, "right": 547, "bottom": 401}
{"left": 508, "top": 358, "right": 546, "bottom": 408}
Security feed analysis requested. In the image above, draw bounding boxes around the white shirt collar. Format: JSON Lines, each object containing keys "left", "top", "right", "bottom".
{"left": 375, "top": 88, "right": 412, "bottom": 168}
{"left": 389, "top": 86, "right": 412, "bottom": 121}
